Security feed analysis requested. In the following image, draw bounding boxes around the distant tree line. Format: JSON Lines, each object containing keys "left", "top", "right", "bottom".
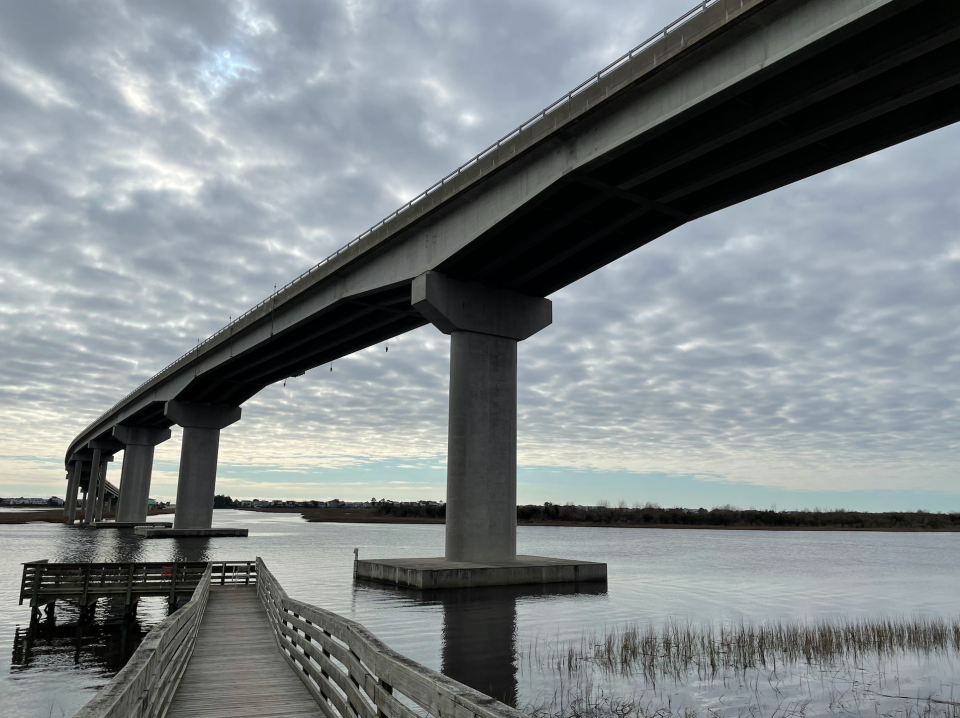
{"left": 518, "top": 503, "right": 960, "bottom": 530}
{"left": 374, "top": 502, "right": 446, "bottom": 519}
{"left": 212, "top": 494, "right": 958, "bottom": 530}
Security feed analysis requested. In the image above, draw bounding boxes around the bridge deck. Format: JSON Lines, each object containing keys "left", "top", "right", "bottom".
{"left": 167, "top": 586, "right": 323, "bottom": 718}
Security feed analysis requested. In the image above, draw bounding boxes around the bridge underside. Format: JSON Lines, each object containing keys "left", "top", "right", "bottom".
{"left": 108, "top": 0, "right": 960, "bottom": 422}
{"left": 62, "top": 0, "right": 960, "bottom": 546}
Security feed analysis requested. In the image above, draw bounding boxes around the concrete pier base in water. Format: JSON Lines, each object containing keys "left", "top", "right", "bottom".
{"left": 164, "top": 401, "right": 241, "bottom": 530}
{"left": 355, "top": 555, "right": 606, "bottom": 589}
{"left": 134, "top": 527, "right": 248, "bottom": 538}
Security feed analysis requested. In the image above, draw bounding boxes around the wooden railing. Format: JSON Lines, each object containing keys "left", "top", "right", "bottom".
{"left": 20, "top": 560, "right": 256, "bottom": 610}
{"left": 72, "top": 563, "right": 213, "bottom": 718}
{"left": 256, "top": 557, "right": 527, "bottom": 718}
{"left": 20, "top": 560, "right": 209, "bottom": 611}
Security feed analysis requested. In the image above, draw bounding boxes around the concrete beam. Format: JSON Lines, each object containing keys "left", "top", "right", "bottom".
{"left": 412, "top": 271, "right": 551, "bottom": 340}
{"left": 113, "top": 425, "right": 172, "bottom": 446}
{"left": 113, "top": 426, "right": 171, "bottom": 523}
{"left": 88, "top": 438, "right": 124, "bottom": 453}
{"left": 164, "top": 402, "right": 241, "bottom": 530}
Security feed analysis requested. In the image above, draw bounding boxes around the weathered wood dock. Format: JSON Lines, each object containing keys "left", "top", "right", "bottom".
{"left": 20, "top": 560, "right": 255, "bottom": 619}
{"left": 48, "top": 557, "right": 528, "bottom": 718}
{"left": 167, "top": 586, "right": 323, "bottom": 718}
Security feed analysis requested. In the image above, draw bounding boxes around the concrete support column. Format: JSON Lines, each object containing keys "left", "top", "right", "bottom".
{"left": 65, "top": 462, "right": 82, "bottom": 524}
{"left": 95, "top": 458, "right": 110, "bottom": 521}
{"left": 447, "top": 331, "right": 518, "bottom": 561}
{"left": 113, "top": 426, "right": 171, "bottom": 523}
{"left": 164, "top": 402, "right": 241, "bottom": 530}
{"left": 84, "top": 449, "right": 102, "bottom": 525}
{"left": 412, "top": 271, "right": 551, "bottom": 563}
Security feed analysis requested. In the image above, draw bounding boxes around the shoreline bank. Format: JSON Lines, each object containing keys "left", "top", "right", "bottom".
{"left": 0, "top": 507, "right": 175, "bottom": 525}
{"left": 244, "top": 508, "right": 960, "bottom": 532}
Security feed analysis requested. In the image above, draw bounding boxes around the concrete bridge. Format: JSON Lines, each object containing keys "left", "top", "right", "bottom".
{"left": 64, "top": 0, "right": 960, "bottom": 563}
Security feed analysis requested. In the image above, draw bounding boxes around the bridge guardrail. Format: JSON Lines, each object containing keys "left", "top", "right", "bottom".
{"left": 73, "top": 562, "right": 214, "bottom": 718}
{"left": 256, "top": 557, "right": 526, "bottom": 718}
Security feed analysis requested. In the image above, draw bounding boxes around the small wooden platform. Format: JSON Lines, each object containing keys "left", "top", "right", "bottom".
{"left": 167, "top": 586, "right": 323, "bottom": 718}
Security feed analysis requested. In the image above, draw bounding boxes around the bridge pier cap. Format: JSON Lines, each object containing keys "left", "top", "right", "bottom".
{"left": 113, "top": 425, "right": 172, "bottom": 524}
{"left": 164, "top": 402, "right": 241, "bottom": 530}
{"left": 413, "top": 271, "right": 551, "bottom": 563}
{"left": 411, "top": 271, "right": 551, "bottom": 340}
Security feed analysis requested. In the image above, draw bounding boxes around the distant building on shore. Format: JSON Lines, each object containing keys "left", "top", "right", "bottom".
{"left": 1, "top": 496, "right": 63, "bottom": 506}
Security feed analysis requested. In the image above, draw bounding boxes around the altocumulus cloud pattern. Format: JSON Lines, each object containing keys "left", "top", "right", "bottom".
{"left": 0, "top": 0, "right": 958, "bottom": 506}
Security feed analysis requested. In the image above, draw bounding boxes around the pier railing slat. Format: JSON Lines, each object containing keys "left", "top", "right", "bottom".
{"left": 256, "top": 557, "right": 527, "bottom": 718}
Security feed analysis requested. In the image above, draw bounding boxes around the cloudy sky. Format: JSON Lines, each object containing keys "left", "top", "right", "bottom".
{"left": 1, "top": 0, "right": 958, "bottom": 510}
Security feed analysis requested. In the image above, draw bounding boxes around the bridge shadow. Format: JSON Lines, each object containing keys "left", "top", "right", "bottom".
{"left": 355, "top": 579, "right": 607, "bottom": 707}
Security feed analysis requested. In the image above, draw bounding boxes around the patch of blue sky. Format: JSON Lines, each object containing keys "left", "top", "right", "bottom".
{"left": 5, "top": 455, "right": 958, "bottom": 512}
{"left": 198, "top": 46, "right": 259, "bottom": 95}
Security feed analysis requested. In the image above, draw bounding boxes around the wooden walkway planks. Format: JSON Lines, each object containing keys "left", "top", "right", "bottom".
{"left": 167, "top": 586, "right": 324, "bottom": 718}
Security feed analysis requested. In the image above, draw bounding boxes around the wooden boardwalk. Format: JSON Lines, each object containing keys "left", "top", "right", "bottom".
{"left": 167, "top": 586, "right": 324, "bottom": 718}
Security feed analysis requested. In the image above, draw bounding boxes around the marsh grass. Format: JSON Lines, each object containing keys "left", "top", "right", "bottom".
{"left": 521, "top": 616, "right": 960, "bottom": 682}
{"left": 524, "top": 688, "right": 960, "bottom": 718}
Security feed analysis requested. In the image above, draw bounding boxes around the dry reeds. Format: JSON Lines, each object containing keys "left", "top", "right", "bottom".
{"left": 522, "top": 615, "right": 960, "bottom": 681}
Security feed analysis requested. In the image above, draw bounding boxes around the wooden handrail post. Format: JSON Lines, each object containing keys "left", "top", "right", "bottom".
{"left": 81, "top": 564, "right": 91, "bottom": 619}
{"left": 124, "top": 564, "right": 135, "bottom": 614}
{"left": 30, "top": 564, "right": 44, "bottom": 609}
{"left": 221, "top": 561, "right": 226, "bottom": 585}
{"left": 378, "top": 679, "right": 394, "bottom": 718}
{"left": 169, "top": 563, "right": 179, "bottom": 607}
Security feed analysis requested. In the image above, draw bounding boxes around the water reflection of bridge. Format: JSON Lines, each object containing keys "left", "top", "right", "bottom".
{"left": 357, "top": 579, "right": 608, "bottom": 707}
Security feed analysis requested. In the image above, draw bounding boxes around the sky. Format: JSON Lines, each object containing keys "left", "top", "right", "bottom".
{"left": 1, "top": 0, "right": 958, "bottom": 511}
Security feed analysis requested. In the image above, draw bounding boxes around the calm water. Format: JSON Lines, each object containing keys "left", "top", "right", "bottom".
{"left": 1, "top": 511, "right": 958, "bottom": 717}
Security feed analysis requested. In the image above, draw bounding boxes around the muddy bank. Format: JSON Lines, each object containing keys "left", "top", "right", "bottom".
{"left": 0, "top": 508, "right": 174, "bottom": 525}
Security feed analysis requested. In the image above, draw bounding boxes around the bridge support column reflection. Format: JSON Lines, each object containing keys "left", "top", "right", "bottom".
{"left": 357, "top": 579, "right": 607, "bottom": 708}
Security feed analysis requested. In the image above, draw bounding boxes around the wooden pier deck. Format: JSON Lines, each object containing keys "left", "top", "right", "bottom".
{"left": 166, "top": 586, "right": 323, "bottom": 718}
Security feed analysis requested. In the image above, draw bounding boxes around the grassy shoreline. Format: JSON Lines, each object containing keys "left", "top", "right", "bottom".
{"left": 0, "top": 507, "right": 174, "bottom": 525}
{"left": 6, "top": 505, "right": 955, "bottom": 531}
{"left": 242, "top": 507, "right": 960, "bottom": 531}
